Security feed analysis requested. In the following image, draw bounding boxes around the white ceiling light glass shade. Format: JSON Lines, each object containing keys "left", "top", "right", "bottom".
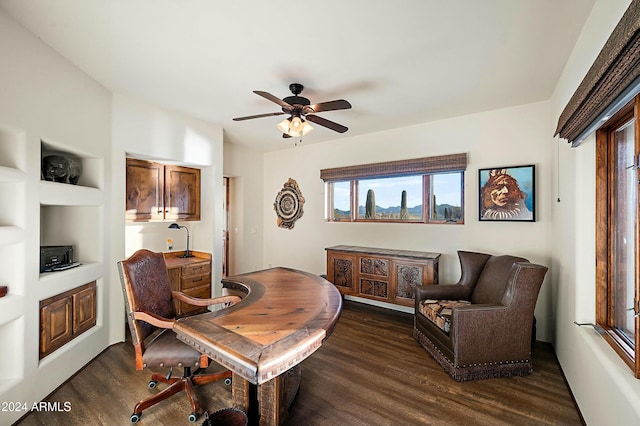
{"left": 277, "top": 116, "right": 313, "bottom": 137}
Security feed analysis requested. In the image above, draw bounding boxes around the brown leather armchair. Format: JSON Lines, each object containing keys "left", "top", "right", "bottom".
{"left": 117, "top": 249, "right": 242, "bottom": 423}
{"left": 413, "top": 250, "right": 548, "bottom": 381}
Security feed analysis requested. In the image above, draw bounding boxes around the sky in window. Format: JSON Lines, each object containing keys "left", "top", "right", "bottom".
{"left": 333, "top": 173, "right": 461, "bottom": 211}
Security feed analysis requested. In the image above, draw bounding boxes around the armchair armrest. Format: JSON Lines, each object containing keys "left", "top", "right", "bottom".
{"left": 452, "top": 303, "right": 532, "bottom": 365}
{"left": 172, "top": 291, "right": 241, "bottom": 307}
{"left": 132, "top": 311, "right": 175, "bottom": 329}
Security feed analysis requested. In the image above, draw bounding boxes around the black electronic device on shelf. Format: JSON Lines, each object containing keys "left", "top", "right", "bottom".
{"left": 40, "top": 245, "right": 80, "bottom": 272}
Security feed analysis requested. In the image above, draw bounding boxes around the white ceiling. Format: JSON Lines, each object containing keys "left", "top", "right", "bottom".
{"left": 0, "top": 0, "right": 595, "bottom": 152}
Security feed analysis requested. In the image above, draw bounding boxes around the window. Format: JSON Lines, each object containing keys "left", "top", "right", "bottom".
{"left": 321, "top": 154, "right": 465, "bottom": 224}
{"left": 595, "top": 95, "right": 640, "bottom": 378}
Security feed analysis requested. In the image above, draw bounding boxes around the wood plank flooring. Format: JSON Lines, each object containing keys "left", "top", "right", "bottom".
{"left": 17, "top": 301, "right": 583, "bottom": 426}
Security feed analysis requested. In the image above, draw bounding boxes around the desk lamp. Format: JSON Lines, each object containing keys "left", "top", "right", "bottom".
{"left": 168, "top": 223, "right": 193, "bottom": 258}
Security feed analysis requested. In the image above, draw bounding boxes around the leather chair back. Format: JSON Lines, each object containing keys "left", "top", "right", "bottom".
{"left": 119, "top": 249, "right": 176, "bottom": 346}
{"left": 470, "top": 255, "right": 528, "bottom": 304}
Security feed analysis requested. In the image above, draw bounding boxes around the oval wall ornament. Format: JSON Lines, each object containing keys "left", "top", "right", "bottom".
{"left": 274, "top": 178, "right": 305, "bottom": 229}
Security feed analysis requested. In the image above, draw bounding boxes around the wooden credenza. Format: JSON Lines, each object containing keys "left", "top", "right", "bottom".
{"left": 325, "top": 245, "right": 440, "bottom": 307}
{"left": 164, "top": 250, "right": 211, "bottom": 317}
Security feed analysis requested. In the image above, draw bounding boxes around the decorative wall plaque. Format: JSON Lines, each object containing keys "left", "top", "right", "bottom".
{"left": 274, "top": 178, "right": 305, "bottom": 229}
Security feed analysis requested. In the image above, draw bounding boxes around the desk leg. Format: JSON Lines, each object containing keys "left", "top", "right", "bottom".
{"left": 231, "top": 366, "right": 301, "bottom": 426}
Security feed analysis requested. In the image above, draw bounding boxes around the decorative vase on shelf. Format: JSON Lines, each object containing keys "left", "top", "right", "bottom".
{"left": 41, "top": 155, "right": 82, "bottom": 185}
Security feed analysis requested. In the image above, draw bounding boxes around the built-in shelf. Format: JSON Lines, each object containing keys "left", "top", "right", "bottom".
{"left": 0, "top": 295, "right": 25, "bottom": 326}
{"left": 0, "top": 226, "right": 24, "bottom": 246}
{"left": 39, "top": 181, "right": 103, "bottom": 206}
{"left": 38, "top": 262, "right": 103, "bottom": 300}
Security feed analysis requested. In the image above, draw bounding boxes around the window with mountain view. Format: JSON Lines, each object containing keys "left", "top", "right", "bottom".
{"left": 327, "top": 172, "right": 463, "bottom": 224}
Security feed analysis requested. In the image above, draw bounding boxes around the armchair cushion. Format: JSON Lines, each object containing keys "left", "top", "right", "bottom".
{"left": 418, "top": 299, "right": 471, "bottom": 333}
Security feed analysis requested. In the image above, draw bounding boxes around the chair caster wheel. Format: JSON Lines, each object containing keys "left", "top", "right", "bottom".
{"left": 224, "top": 377, "right": 232, "bottom": 386}
{"left": 148, "top": 380, "right": 157, "bottom": 389}
{"left": 130, "top": 412, "right": 141, "bottom": 423}
{"left": 188, "top": 412, "right": 199, "bottom": 422}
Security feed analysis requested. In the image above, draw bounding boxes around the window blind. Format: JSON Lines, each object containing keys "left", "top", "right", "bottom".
{"left": 320, "top": 153, "right": 467, "bottom": 182}
{"left": 555, "top": 0, "right": 640, "bottom": 146}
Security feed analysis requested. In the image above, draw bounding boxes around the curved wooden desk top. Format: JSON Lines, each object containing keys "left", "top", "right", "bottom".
{"left": 174, "top": 267, "right": 343, "bottom": 385}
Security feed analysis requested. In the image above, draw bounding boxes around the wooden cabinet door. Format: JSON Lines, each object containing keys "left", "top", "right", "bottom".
{"left": 165, "top": 165, "right": 201, "bottom": 221}
{"left": 73, "top": 283, "right": 96, "bottom": 335}
{"left": 126, "top": 158, "right": 165, "bottom": 221}
{"left": 327, "top": 252, "right": 356, "bottom": 295}
{"left": 393, "top": 261, "right": 426, "bottom": 306}
{"left": 40, "top": 296, "right": 73, "bottom": 358}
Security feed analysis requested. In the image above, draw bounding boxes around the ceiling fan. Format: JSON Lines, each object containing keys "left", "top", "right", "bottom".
{"left": 233, "top": 83, "right": 352, "bottom": 138}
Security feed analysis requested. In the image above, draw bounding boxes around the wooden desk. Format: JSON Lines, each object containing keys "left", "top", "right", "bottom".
{"left": 173, "top": 267, "right": 343, "bottom": 425}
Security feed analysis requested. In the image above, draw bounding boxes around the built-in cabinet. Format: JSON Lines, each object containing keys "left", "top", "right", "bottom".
{"left": 164, "top": 251, "right": 212, "bottom": 316}
{"left": 325, "top": 245, "right": 440, "bottom": 307}
{"left": 39, "top": 281, "right": 97, "bottom": 359}
{"left": 0, "top": 128, "right": 105, "bottom": 398}
{"left": 126, "top": 158, "right": 201, "bottom": 221}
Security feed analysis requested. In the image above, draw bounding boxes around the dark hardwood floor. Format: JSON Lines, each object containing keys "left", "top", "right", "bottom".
{"left": 17, "top": 301, "right": 582, "bottom": 426}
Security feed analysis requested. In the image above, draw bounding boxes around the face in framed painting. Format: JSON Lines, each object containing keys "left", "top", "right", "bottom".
{"left": 478, "top": 165, "right": 535, "bottom": 222}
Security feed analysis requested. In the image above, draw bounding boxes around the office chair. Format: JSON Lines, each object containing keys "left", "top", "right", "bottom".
{"left": 118, "top": 249, "right": 241, "bottom": 423}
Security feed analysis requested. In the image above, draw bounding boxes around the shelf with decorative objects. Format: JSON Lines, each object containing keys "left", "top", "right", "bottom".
{"left": 36, "top": 139, "right": 104, "bottom": 365}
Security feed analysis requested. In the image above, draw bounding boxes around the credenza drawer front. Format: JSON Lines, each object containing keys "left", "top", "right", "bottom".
{"left": 182, "top": 274, "right": 211, "bottom": 290}
{"left": 181, "top": 262, "right": 211, "bottom": 277}
{"left": 360, "top": 257, "right": 389, "bottom": 277}
{"left": 359, "top": 278, "right": 388, "bottom": 298}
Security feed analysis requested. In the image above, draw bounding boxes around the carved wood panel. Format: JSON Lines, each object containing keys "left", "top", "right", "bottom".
{"left": 333, "top": 258, "right": 354, "bottom": 290}
{"left": 395, "top": 264, "right": 423, "bottom": 300}
{"left": 360, "top": 257, "right": 388, "bottom": 277}
{"left": 359, "top": 279, "right": 388, "bottom": 298}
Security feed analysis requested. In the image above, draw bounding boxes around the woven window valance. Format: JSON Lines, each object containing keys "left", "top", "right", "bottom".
{"left": 320, "top": 153, "right": 467, "bottom": 182}
{"left": 555, "top": 0, "right": 640, "bottom": 146}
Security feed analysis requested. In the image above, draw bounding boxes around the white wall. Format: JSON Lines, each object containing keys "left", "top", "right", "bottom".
{"left": 550, "top": 0, "right": 640, "bottom": 424}
{"left": 260, "top": 100, "right": 554, "bottom": 339}
{"left": 0, "top": 9, "right": 112, "bottom": 425}
{"left": 223, "top": 141, "right": 264, "bottom": 275}
{"left": 112, "top": 94, "right": 225, "bottom": 299}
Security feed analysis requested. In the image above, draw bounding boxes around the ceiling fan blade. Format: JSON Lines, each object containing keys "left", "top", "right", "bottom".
{"left": 282, "top": 133, "right": 292, "bottom": 138}
{"left": 306, "top": 115, "right": 348, "bottom": 133}
{"left": 254, "top": 91, "right": 293, "bottom": 111}
{"left": 305, "top": 99, "right": 352, "bottom": 114}
{"left": 232, "top": 112, "right": 284, "bottom": 121}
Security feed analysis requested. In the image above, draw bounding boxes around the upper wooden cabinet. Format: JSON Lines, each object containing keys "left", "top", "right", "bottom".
{"left": 126, "top": 158, "right": 201, "bottom": 221}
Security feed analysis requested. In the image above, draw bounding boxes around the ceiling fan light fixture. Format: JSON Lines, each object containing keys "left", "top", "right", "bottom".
{"left": 277, "top": 116, "right": 313, "bottom": 137}
{"left": 277, "top": 117, "right": 291, "bottom": 134}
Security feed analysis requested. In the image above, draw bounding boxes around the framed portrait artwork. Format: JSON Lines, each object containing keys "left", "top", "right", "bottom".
{"left": 478, "top": 165, "right": 535, "bottom": 222}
